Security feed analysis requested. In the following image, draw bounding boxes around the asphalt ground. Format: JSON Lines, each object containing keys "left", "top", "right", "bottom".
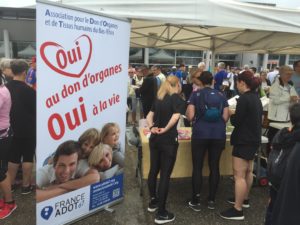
{"left": 5, "top": 129, "right": 269, "bottom": 225}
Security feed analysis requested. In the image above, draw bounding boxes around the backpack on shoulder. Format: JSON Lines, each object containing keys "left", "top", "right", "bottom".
{"left": 196, "top": 89, "right": 223, "bottom": 122}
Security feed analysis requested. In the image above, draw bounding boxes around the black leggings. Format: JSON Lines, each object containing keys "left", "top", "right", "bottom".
{"left": 148, "top": 141, "right": 178, "bottom": 214}
{"left": 0, "top": 136, "right": 11, "bottom": 182}
{"left": 191, "top": 138, "right": 225, "bottom": 201}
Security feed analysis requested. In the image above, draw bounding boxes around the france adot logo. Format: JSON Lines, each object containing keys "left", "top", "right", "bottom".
{"left": 40, "top": 34, "right": 92, "bottom": 78}
{"left": 41, "top": 206, "right": 53, "bottom": 220}
{"left": 40, "top": 193, "right": 86, "bottom": 220}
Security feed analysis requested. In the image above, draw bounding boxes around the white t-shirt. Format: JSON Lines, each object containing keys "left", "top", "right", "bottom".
{"left": 157, "top": 73, "right": 166, "bottom": 83}
{"left": 36, "top": 159, "right": 90, "bottom": 188}
{"left": 267, "top": 70, "right": 279, "bottom": 84}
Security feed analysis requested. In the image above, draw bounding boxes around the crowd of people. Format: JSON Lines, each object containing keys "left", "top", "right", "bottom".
{"left": 126, "top": 61, "right": 300, "bottom": 224}
{"left": 0, "top": 58, "right": 36, "bottom": 219}
{"left": 0, "top": 55, "right": 300, "bottom": 224}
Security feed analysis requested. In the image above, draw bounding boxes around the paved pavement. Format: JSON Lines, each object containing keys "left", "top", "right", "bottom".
{"left": 75, "top": 142, "right": 269, "bottom": 225}
{"left": 6, "top": 134, "right": 269, "bottom": 225}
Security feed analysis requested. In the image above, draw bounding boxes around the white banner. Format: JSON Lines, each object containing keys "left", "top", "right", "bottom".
{"left": 36, "top": 1, "right": 130, "bottom": 224}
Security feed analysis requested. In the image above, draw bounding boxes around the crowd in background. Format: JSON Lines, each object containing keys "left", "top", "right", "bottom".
{"left": 127, "top": 60, "right": 300, "bottom": 224}
{"left": 0, "top": 56, "right": 300, "bottom": 223}
{"left": 0, "top": 57, "right": 36, "bottom": 219}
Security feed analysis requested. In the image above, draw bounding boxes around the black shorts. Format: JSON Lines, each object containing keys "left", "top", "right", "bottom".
{"left": 0, "top": 135, "right": 12, "bottom": 178}
{"left": 232, "top": 145, "right": 259, "bottom": 160}
{"left": 9, "top": 137, "right": 36, "bottom": 163}
{"left": 0, "top": 136, "right": 12, "bottom": 161}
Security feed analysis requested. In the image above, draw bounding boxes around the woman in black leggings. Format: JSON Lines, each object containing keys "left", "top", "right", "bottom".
{"left": 146, "top": 75, "right": 185, "bottom": 224}
{"left": 186, "top": 71, "right": 229, "bottom": 211}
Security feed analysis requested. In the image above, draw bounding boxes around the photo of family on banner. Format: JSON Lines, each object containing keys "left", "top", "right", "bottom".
{"left": 36, "top": 1, "right": 130, "bottom": 224}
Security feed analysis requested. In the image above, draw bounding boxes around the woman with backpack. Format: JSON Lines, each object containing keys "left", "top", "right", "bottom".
{"left": 186, "top": 71, "right": 229, "bottom": 211}
{"left": 220, "top": 70, "right": 262, "bottom": 220}
{"left": 265, "top": 103, "right": 300, "bottom": 225}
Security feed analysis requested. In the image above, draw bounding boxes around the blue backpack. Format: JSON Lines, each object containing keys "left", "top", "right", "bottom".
{"left": 196, "top": 89, "right": 223, "bottom": 122}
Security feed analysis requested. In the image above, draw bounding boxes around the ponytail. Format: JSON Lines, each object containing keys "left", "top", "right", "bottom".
{"left": 157, "top": 75, "right": 179, "bottom": 100}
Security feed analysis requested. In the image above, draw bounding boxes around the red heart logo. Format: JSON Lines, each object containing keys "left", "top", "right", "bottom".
{"left": 40, "top": 34, "right": 92, "bottom": 78}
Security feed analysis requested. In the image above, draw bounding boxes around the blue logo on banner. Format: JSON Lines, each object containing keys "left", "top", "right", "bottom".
{"left": 41, "top": 206, "right": 53, "bottom": 220}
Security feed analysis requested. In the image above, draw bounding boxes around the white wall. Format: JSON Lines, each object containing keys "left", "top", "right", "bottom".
{"left": 242, "top": 52, "right": 258, "bottom": 68}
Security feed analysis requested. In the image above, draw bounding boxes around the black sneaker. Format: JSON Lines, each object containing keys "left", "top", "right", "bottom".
{"left": 227, "top": 197, "right": 250, "bottom": 208}
{"left": 220, "top": 207, "right": 244, "bottom": 220}
{"left": 154, "top": 211, "right": 175, "bottom": 224}
{"left": 147, "top": 198, "right": 158, "bottom": 212}
{"left": 207, "top": 200, "right": 215, "bottom": 210}
{"left": 188, "top": 201, "right": 201, "bottom": 212}
{"left": 21, "top": 185, "right": 33, "bottom": 195}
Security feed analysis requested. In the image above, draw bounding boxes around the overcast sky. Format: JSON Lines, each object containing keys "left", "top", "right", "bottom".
{"left": 275, "top": 0, "right": 299, "bottom": 8}
{"left": 236, "top": 0, "right": 299, "bottom": 8}
{"left": 0, "top": 0, "right": 299, "bottom": 9}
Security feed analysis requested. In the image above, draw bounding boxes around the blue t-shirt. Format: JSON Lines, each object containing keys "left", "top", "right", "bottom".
{"left": 291, "top": 73, "right": 300, "bottom": 96}
{"left": 214, "top": 70, "right": 227, "bottom": 91}
{"left": 175, "top": 70, "right": 183, "bottom": 83}
{"left": 188, "top": 87, "right": 228, "bottom": 139}
{"left": 25, "top": 68, "right": 36, "bottom": 85}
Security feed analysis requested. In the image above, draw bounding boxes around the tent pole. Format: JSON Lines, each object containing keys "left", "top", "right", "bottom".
{"left": 3, "top": 29, "right": 10, "bottom": 58}
{"left": 285, "top": 54, "right": 290, "bottom": 65}
{"left": 263, "top": 53, "right": 269, "bottom": 70}
{"left": 144, "top": 48, "right": 149, "bottom": 65}
{"left": 211, "top": 38, "right": 216, "bottom": 74}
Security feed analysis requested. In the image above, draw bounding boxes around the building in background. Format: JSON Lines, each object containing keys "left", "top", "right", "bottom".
{"left": 1, "top": 5, "right": 300, "bottom": 70}
{"left": 0, "top": 7, "right": 35, "bottom": 59}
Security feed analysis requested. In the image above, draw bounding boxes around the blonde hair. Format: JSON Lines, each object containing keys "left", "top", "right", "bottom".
{"left": 99, "top": 122, "right": 119, "bottom": 142}
{"left": 157, "top": 75, "right": 180, "bottom": 100}
{"left": 197, "top": 62, "right": 205, "bottom": 68}
{"left": 0, "top": 58, "right": 12, "bottom": 71}
{"left": 78, "top": 128, "right": 100, "bottom": 146}
{"left": 279, "top": 65, "right": 293, "bottom": 75}
{"left": 88, "top": 143, "right": 112, "bottom": 167}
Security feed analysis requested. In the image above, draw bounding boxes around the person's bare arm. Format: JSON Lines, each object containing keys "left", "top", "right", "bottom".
{"left": 146, "top": 111, "right": 154, "bottom": 128}
{"left": 36, "top": 187, "right": 68, "bottom": 203}
{"left": 58, "top": 169, "right": 100, "bottom": 191}
{"left": 146, "top": 111, "right": 160, "bottom": 133}
{"left": 222, "top": 106, "right": 230, "bottom": 123}
{"left": 185, "top": 104, "right": 195, "bottom": 121}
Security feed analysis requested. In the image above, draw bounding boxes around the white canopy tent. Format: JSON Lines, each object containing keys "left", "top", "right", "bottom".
{"left": 58, "top": 0, "right": 300, "bottom": 54}
{"left": 18, "top": 44, "right": 36, "bottom": 57}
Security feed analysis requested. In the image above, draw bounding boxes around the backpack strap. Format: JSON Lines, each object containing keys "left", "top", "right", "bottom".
{"left": 194, "top": 91, "right": 206, "bottom": 123}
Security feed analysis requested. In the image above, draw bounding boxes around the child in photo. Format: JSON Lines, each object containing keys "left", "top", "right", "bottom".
{"left": 88, "top": 143, "right": 123, "bottom": 181}
{"left": 43, "top": 128, "right": 100, "bottom": 166}
{"left": 100, "top": 122, "right": 124, "bottom": 168}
